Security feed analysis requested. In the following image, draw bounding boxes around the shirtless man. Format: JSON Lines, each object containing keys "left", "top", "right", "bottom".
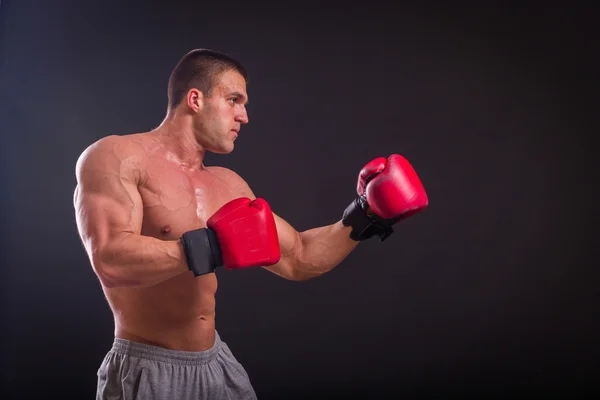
{"left": 73, "top": 49, "right": 429, "bottom": 399}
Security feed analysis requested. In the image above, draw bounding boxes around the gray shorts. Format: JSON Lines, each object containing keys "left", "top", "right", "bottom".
{"left": 96, "top": 331, "right": 257, "bottom": 399}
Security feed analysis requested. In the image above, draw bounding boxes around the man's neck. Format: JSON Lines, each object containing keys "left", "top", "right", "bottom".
{"left": 152, "top": 116, "right": 206, "bottom": 170}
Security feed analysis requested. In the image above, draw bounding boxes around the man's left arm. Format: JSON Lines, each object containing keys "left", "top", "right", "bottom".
{"left": 264, "top": 214, "right": 359, "bottom": 281}
{"left": 226, "top": 153, "right": 429, "bottom": 281}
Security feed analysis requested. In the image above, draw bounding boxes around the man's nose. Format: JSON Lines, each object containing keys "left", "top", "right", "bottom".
{"left": 236, "top": 108, "right": 249, "bottom": 124}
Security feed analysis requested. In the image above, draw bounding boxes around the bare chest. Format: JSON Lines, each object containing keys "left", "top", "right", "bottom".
{"left": 138, "top": 163, "right": 242, "bottom": 240}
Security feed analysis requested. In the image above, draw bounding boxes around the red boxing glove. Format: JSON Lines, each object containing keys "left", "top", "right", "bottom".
{"left": 342, "top": 154, "right": 428, "bottom": 241}
{"left": 181, "top": 197, "right": 280, "bottom": 276}
{"left": 207, "top": 197, "right": 280, "bottom": 270}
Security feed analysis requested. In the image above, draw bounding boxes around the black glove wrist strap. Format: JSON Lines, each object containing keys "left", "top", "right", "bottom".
{"left": 180, "top": 228, "right": 223, "bottom": 276}
{"left": 342, "top": 197, "right": 395, "bottom": 242}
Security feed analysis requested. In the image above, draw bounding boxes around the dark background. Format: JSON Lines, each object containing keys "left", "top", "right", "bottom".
{"left": 1, "top": 0, "right": 598, "bottom": 398}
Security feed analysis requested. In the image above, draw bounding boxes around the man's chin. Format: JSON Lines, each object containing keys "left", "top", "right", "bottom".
{"left": 208, "top": 144, "right": 235, "bottom": 155}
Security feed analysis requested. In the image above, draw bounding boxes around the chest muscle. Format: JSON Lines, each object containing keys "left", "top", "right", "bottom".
{"left": 138, "top": 165, "right": 239, "bottom": 239}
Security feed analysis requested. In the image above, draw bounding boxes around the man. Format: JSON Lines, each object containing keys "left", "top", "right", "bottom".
{"left": 73, "top": 48, "right": 429, "bottom": 399}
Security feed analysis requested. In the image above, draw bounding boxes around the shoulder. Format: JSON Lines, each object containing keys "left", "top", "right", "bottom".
{"left": 206, "top": 166, "right": 255, "bottom": 198}
{"left": 207, "top": 165, "right": 244, "bottom": 182}
{"left": 75, "top": 134, "right": 146, "bottom": 181}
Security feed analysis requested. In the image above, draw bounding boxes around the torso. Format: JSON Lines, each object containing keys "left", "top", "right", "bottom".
{"left": 104, "top": 132, "right": 250, "bottom": 351}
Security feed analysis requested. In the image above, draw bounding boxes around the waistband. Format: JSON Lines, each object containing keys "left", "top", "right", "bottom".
{"left": 110, "top": 331, "right": 222, "bottom": 366}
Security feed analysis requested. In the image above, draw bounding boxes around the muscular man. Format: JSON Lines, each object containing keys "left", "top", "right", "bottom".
{"left": 73, "top": 49, "right": 429, "bottom": 399}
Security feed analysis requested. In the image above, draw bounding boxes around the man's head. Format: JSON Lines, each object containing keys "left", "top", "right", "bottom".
{"left": 167, "top": 49, "right": 249, "bottom": 154}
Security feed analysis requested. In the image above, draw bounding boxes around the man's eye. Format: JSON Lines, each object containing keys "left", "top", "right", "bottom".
{"left": 228, "top": 98, "right": 236, "bottom": 104}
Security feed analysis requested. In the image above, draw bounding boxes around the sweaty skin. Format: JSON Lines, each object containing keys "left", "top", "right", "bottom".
{"left": 74, "top": 69, "right": 359, "bottom": 352}
{"left": 103, "top": 134, "right": 249, "bottom": 350}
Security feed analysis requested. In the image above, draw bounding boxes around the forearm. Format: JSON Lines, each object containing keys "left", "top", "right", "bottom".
{"left": 278, "top": 221, "right": 359, "bottom": 281}
{"left": 93, "top": 233, "right": 189, "bottom": 288}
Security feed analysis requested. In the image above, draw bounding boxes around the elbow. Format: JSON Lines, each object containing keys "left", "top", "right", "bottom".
{"left": 265, "top": 259, "right": 316, "bottom": 282}
{"left": 285, "top": 262, "right": 321, "bottom": 282}
{"left": 91, "top": 258, "right": 120, "bottom": 288}
{"left": 91, "top": 250, "right": 132, "bottom": 288}
{"left": 294, "top": 271, "right": 323, "bottom": 282}
{"left": 283, "top": 237, "right": 319, "bottom": 281}
{"left": 291, "top": 274, "right": 314, "bottom": 282}
{"left": 289, "top": 268, "right": 315, "bottom": 282}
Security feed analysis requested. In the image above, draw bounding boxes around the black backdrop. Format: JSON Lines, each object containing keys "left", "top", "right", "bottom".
{"left": 0, "top": 1, "right": 597, "bottom": 398}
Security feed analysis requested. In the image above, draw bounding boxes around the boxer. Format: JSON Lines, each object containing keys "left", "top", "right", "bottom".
{"left": 73, "top": 48, "right": 428, "bottom": 400}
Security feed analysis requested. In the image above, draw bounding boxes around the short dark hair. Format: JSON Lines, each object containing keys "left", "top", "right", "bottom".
{"left": 167, "top": 49, "right": 247, "bottom": 111}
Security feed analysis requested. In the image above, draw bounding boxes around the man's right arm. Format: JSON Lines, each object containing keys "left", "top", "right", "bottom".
{"left": 73, "top": 136, "right": 189, "bottom": 288}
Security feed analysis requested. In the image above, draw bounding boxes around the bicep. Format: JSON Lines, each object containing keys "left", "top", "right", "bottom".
{"left": 272, "top": 212, "right": 301, "bottom": 258}
{"left": 224, "top": 170, "right": 300, "bottom": 258}
{"left": 74, "top": 138, "right": 143, "bottom": 256}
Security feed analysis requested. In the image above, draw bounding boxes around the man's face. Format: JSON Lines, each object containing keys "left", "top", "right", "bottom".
{"left": 195, "top": 69, "right": 249, "bottom": 154}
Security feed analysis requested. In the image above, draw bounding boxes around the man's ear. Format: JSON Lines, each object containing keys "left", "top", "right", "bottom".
{"left": 186, "top": 88, "right": 204, "bottom": 112}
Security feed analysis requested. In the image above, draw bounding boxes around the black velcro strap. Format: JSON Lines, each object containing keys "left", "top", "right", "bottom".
{"left": 342, "top": 197, "right": 395, "bottom": 242}
{"left": 180, "top": 228, "right": 223, "bottom": 276}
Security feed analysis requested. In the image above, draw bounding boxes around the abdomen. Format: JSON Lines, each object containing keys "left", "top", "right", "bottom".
{"left": 105, "top": 272, "right": 219, "bottom": 350}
